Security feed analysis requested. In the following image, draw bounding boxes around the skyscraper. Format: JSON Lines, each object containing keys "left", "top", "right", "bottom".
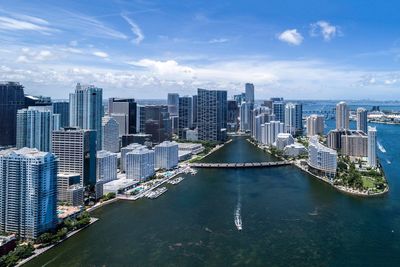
{"left": 102, "top": 116, "right": 120, "bottom": 153}
{"left": 167, "top": 93, "right": 179, "bottom": 117}
{"left": 126, "top": 147, "right": 155, "bottom": 181}
{"left": 272, "top": 101, "right": 285, "bottom": 123}
{"left": 0, "top": 148, "right": 58, "bottom": 239}
{"left": 240, "top": 102, "right": 253, "bottom": 132}
{"left": 96, "top": 150, "right": 117, "bottom": 182}
{"left": 306, "top": 114, "right": 325, "bottom": 137}
{"left": 284, "top": 103, "right": 303, "bottom": 136}
{"left": 336, "top": 101, "right": 349, "bottom": 130}
{"left": 154, "top": 141, "right": 178, "bottom": 170}
{"left": 16, "top": 107, "right": 56, "bottom": 152}
{"left": 192, "top": 95, "right": 198, "bottom": 128}
{"left": 139, "top": 105, "right": 172, "bottom": 143}
{"left": 52, "top": 127, "right": 96, "bottom": 186}
{"left": 245, "top": 83, "right": 255, "bottom": 103}
{"left": 0, "top": 82, "right": 25, "bottom": 146}
{"left": 227, "top": 100, "right": 239, "bottom": 132}
{"left": 52, "top": 101, "right": 70, "bottom": 128}
{"left": 368, "top": 126, "right": 377, "bottom": 168}
{"left": 308, "top": 136, "right": 337, "bottom": 180}
{"left": 108, "top": 98, "right": 137, "bottom": 134}
{"left": 356, "top": 107, "right": 368, "bottom": 133}
{"left": 262, "top": 120, "right": 285, "bottom": 145}
{"left": 197, "top": 88, "right": 227, "bottom": 142}
{"left": 178, "top": 96, "right": 193, "bottom": 139}
{"left": 69, "top": 83, "right": 103, "bottom": 150}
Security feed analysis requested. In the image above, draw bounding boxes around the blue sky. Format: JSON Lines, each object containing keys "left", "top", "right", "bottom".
{"left": 1, "top": 0, "right": 400, "bottom": 99}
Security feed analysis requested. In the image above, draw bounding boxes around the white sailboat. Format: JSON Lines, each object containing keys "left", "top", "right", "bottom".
{"left": 234, "top": 205, "right": 242, "bottom": 231}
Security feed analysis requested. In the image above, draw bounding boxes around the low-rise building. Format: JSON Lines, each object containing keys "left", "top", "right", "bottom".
{"left": 103, "top": 179, "right": 140, "bottom": 195}
{"left": 57, "top": 173, "right": 84, "bottom": 206}
{"left": 177, "top": 143, "right": 204, "bottom": 154}
{"left": 275, "top": 133, "right": 295, "bottom": 150}
{"left": 283, "top": 143, "right": 307, "bottom": 157}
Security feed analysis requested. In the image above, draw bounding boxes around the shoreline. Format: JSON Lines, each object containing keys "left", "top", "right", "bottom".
{"left": 18, "top": 218, "right": 99, "bottom": 266}
{"left": 247, "top": 138, "right": 389, "bottom": 197}
{"left": 369, "top": 120, "right": 400, "bottom": 125}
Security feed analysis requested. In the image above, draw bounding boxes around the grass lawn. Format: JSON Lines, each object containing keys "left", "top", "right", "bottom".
{"left": 362, "top": 176, "right": 375, "bottom": 189}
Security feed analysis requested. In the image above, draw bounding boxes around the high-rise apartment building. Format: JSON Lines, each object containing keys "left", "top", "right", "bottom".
{"left": 102, "top": 116, "right": 120, "bottom": 153}
{"left": 167, "top": 93, "right": 179, "bottom": 117}
{"left": 69, "top": 83, "right": 103, "bottom": 150}
{"left": 52, "top": 127, "right": 96, "bottom": 186}
{"left": 272, "top": 101, "right": 285, "bottom": 123}
{"left": 0, "top": 148, "right": 58, "bottom": 239}
{"left": 308, "top": 136, "right": 337, "bottom": 180}
{"left": 356, "top": 107, "right": 368, "bottom": 133}
{"left": 57, "top": 173, "right": 84, "bottom": 206}
{"left": 245, "top": 83, "right": 255, "bottom": 103}
{"left": 284, "top": 103, "right": 303, "bottom": 136}
{"left": 227, "top": 100, "right": 239, "bottom": 132}
{"left": 52, "top": 101, "right": 70, "bottom": 128}
{"left": 96, "top": 150, "right": 117, "bottom": 182}
{"left": 120, "top": 143, "right": 145, "bottom": 172}
{"left": 197, "top": 88, "right": 227, "bottom": 142}
{"left": 261, "top": 120, "right": 285, "bottom": 145}
{"left": 154, "top": 141, "right": 178, "bottom": 170}
{"left": 336, "top": 101, "right": 349, "bottom": 130}
{"left": 306, "top": 114, "right": 325, "bottom": 137}
{"left": 368, "top": 126, "right": 377, "bottom": 168}
{"left": 240, "top": 102, "right": 253, "bottom": 132}
{"left": 178, "top": 96, "right": 193, "bottom": 139}
{"left": 192, "top": 95, "right": 198, "bottom": 128}
{"left": 126, "top": 147, "right": 155, "bottom": 181}
{"left": 0, "top": 82, "right": 25, "bottom": 146}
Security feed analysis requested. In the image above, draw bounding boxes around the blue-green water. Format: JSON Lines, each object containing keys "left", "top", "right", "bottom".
{"left": 26, "top": 123, "right": 400, "bottom": 267}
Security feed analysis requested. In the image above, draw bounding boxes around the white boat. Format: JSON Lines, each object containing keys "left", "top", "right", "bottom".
{"left": 234, "top": 208, "right": 242, "bottom": 231}
{"left": 377, "top": 142, "right": 386, "bottom": 153}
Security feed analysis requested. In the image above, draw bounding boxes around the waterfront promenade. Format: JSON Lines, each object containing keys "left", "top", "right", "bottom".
{"left": 190, "top": 161, "right": 291, "bottom": 168}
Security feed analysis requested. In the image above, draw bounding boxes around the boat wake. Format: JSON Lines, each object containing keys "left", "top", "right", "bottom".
{"left": 377, "top": 141, "right": 386, "bottom": 153}
{"left": 234, "top": 175, "right": 243, "bottom": 231}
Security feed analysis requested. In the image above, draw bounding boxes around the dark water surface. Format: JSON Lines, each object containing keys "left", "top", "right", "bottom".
{"left": 26, "top": 128, "right": 400, "bottom": 267}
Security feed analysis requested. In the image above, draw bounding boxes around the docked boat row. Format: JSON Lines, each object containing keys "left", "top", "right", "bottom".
{"left": 168, "top": 177, "right": 185, "bottom": 185}
{"left": 146, "top": 187, "right": 168, "bottom": 199}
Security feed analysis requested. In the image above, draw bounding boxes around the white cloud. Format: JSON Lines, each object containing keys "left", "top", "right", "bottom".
{"left": 121, "top": 14, "right": 144, "bottom": 45}
{"left": 310, "top": 21, "right": 339, "bottom": 41}
{"left": 0, "top": 16, "right": 54, "bottom": 34}
{"left": 278, "top": 29, "right": 303, "bottom": 45}
{"left": 92, "top": 51, "right": 109, "bottom": 58}
{"left": 15, "top": 48, "right": 55, "bottom": 63}
{"left": 208, "top": 38, "right": 229, "bottom": 44}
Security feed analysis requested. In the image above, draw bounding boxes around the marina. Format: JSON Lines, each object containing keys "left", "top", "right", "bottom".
{"left": 146, "top": 187, "right": 168, "bottom": 199}
{"left": 168, "top": 177, "right": 185, "bottom": 185}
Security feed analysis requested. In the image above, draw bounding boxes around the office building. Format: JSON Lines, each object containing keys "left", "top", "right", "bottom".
{"left": 24, "top": 95, "right": 51, "bottom": 108}
{"left": 96, "top": 150, "right": 117, "bottom": 182}
{"left": 368, "top": 126, "right": 377, "bottom": 168}
{"left": 178, "top": 96, "right": 193, "bottom": 139}
{"left": 69, "top": 83, "right": 103, "bottom": 150}
{"left": 227, "top": 100, "right": 239, "bottom": 132}
{"left": 192, "top": 95, "right": 198, "bottom": 128}
{"left": 52, "top": 101, "right": 70, "bottom": 128}
{"left": 308, "top": 136, "right": 337, "bottom": 180}
{"left": 245, "top": 83, "right": 255, "bottom": 103}
{"left": 0, "top": 82, "right": 25, "bottom": 146}
{"left": 167, "top": 93, "right": 179, "bottom": 117}
{"left": 0, "top": 148, "right": 58, "bottom": 239}
{"left": 108, "top": 98, "right": 137, "bottom": 134}
{"left": 102, "top": 116, "right": 120, "bottom": 153}
{"left": 52, "top": 127, "right": 96, "bottom": 186}
{"left": 138, "top": 105, "right": 172, "bottom": 143}
{"left": 57, "top": 173, "right": 84, "bottom": 206}
{"left": 233, "top": 93, "right": 246, "bottom": 105}
{"left": 284, "top": 103, "right": 303, "bottom": 136}
{"left": 356, "top": 108, "right": 368, "bottom": 133}
{"left": 197, "top": 89, "right": 227, "bottom": 142}
{"left": 306, "top": 114, "right": 325, "bottom": 137}
{"left": 155, "top": 141, "right": 178, "bottom": 170}
{"left": 336, "top": 101, "right": 349, "bottom": 130}
{"left": 126, "top": 147, "right": 155, "bottom": 181}
{"left": 16, "top": 107, "right": 59, "bottom": 152}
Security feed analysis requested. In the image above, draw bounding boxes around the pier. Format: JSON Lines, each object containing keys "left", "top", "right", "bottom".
{"left": 190, "top": 161, "right": 291, "bottom": 169}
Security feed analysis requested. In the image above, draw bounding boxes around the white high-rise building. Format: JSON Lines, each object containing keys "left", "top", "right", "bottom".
{"left": 262, "top": 121, "right": 285, "bottom": 145}
{"left": 102, "top": 116, "right": 120, "bottom": 153}
{"left": 368, "top": 126, "right": 377, "bottom": 168}
{"left": 96, "top": 150, "right": 118, "bottom": 182}
{"left": 120, "top": 143, "right": 145, "bottom": 172}
{"left": 155, "top": 141, "right": 178, "bottom": 170}
{"left": 356, "top": 108, "right": 368, "bottom": 133}
{"left": 336, "top": 101, "right": 349, "bottom": 130}
{"left": 16, "top": 107, "right": 59, "bottom": 152}
{"left": 306, "top": 114, "right": 325, "bottom": 137}
{"left": 308, "top": 136, "right": 337, "bottom": 180}
{"left": 284, "top": 103, "right": 303, "bottom": 136}
{"left": 240, "top": 102, "right": 253, "bottom": 132}
{"left": 0, "top": 148, "right": 58, "bottom": 239}
{"left": 126, "top": 147, "right": 155, "bottom": 181}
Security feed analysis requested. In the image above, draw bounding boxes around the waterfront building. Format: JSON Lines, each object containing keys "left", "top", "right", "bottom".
{"left": 336, "top": 101, "right": 349, "bottom": 130}
{"left": 16, "top": 107, "right": 57, "bottom": 152}
{"left": 155, "top": 141, "right": 178, "bottom": 170}
{"left": 284, "top": 103, "right": 303, "bottom": 136}
{"left": 178, "top": 143, "right": 204, "bottom": 155}
{"left": 178, "top": 96, "right": 193, "bottom": 139}
{"left": 272, "top": 101, "right": 285, "bottom": 123}
{"left": 102, "top": 116, "right": 120, "bottom": 153}
{"left": 245, "top": 83, "right": 255, "bottom": 104}
{"left": 52, "top": 101, "right": 70, "bottom": 128}
{"left": 262, "top": 120, "right": 285, "bottom": 146}
{"left": 308, "top": 136, "right": 337, "bottom": 180}
{"left": 96, "top": 150, "right": 117, "bottom": 182}
{"left": 138, "top": 105, "right": 172, "bottom": 143}
{"left": 227, "top": 100, "right": 239, "bottom": 132}
{"left": 52, "top": 127, "right": 96, "bottom": 186}
{"left": 306, "top": 114, "right": 325, "bottom": 137}
{"left": 192, "top": 95, "right": 198, "bottom": 129}
{"left": 356, "top": 108, "right": 368, "bottom": 133}
{"left": 108, "top": 98, "right": 137, "bottom": 134}
{"left": 0, "top": 82, "right": 25, "bottom": 146}
{"left": 252, "top": 106, "right": 271, "bottom": 139}
{"left": 240, "top": 102, "right": 253, "bottom": 132}
{"left": 275, "top": 133, "right": 295, "bottom": 150}
{"left": 368, "top": 126, "right": 377, "bottom": 168}
{"left": 126, "top": 147, "right": 155, "bottom": 181}
{"left": 57, "top": 173, "right": 84, "bottom": 206}
{"left": 120, "top": 143, "right": 145, "bottom": 172}
{"left": 0, "top": 148, "right": 58, "bottom": 239}
{"left": 197, "top": 88, "right": 227, "bottom": 142}
{"left": 327, "top": 129, "right": 343, "bottom": 150}
{"left": 167, "top": 93, "right": 179, "bottom": 117}
{"left": 341, "top": 131, "right": 368, "bottom": 157}
{"left": 284, "top": 143, "right": 307, "bottom": 157}
{"left": 69, "top": 83, "right": 103, "bottom": 150}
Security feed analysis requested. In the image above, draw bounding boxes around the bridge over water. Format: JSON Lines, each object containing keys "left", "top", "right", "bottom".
{"left": 190, "top": 161, "right": 292, "bottom": 169}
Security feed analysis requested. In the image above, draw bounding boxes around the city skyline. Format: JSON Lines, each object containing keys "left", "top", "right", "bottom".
{"left": 1, "top": 1, "right": 400, "bottom": 100}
